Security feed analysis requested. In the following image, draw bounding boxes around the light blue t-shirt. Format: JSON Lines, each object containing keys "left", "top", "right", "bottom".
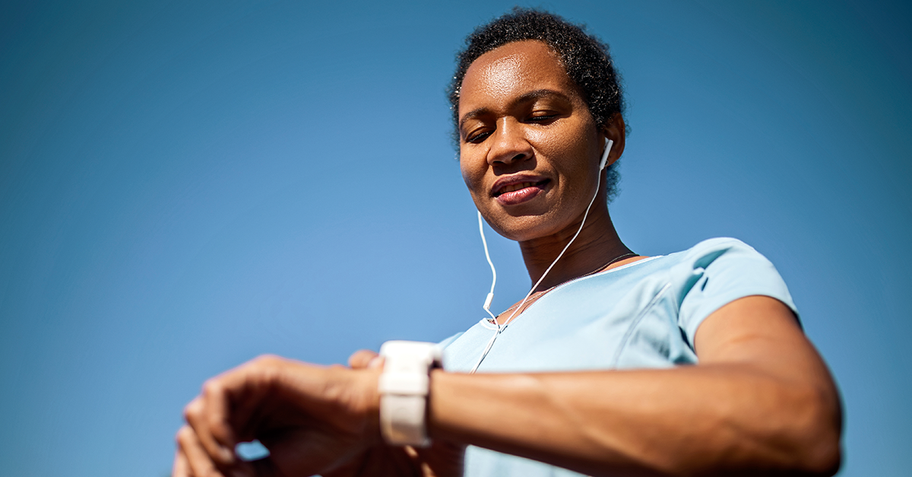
{"left": 440, "top": 238, "right": 797, "bottom": 477}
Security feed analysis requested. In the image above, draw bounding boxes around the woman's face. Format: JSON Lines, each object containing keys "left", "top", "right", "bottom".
{"left": 458, "top": 40, "right": 608, "bottom": 242}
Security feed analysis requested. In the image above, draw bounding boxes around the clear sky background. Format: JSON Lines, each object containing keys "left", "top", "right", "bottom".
{"left": 1, "top": 1, "right": 909, "bottom": 476}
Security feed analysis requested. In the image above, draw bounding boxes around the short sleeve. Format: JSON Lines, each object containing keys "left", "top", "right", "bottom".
{"left": 674, "top": 238, "right": 797, "bottom": 349}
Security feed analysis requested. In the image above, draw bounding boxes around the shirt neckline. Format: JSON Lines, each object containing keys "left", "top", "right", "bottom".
{"left": 476, "top": 255, "right": 664, "bottom": 330}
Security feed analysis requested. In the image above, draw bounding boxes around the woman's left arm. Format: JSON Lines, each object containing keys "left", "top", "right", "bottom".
{"left": 427, "top": 295, "right": 842, "bottom": 476}
{"left": 173, "top": 295, "right": 841, "bottom": 476}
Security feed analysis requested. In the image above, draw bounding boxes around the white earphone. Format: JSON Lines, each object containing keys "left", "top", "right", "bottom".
{"left": 472, "top": 137, "right": 613, "bottom": 372}
{"left": 599, "top": 138, "right": 614, "bottom": 170}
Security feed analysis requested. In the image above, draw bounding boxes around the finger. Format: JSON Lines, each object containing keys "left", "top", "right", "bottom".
{"left": 176, "top": 424, "right": 226, "bottom": 477}
{"left": 194, "top": 355, "right": 297, "bottom": 446}
{"left": 200, "top": 375, "right": 246, "bottom": 461}
{"left": 199, "top": 357, "right": 289, "bottom": 454}
{"left": 348, "top": 349, "right": 381, "bottom": 369}
{"left": 221, "top": 355, "right": 286, "bottom": 441}
{"left": 184, "top": 395, "right": 236, "bottom": 466}
{"left": 172, "top": 448, "right": 191, "bottom": 477}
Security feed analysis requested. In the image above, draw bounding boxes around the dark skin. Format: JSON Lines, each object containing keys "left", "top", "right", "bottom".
{"left": 457, "top": 41, "right": 632, "bottom": 295}
{"left": 173, "top": 40, "right": 841, "bottom": 477}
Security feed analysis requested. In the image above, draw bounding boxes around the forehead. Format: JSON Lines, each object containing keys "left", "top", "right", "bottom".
{"left": 459, "top": 40, "right": 577, "bottom": 114}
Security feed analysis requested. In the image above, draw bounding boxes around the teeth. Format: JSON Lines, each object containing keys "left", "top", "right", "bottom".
{"left": 501, "top": 182, "right": 534, "bottom": 194}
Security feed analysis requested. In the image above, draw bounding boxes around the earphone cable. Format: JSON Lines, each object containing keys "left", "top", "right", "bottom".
{"left": 478, "top": 210, "right": 498, "bottom": 322}
{"left": 471, "top": 145, "right": 607, "bottom": 373}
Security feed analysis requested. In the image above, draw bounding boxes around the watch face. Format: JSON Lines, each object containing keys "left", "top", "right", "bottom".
{"left": 380, "top": 341, "right": 443, "bottom": 366}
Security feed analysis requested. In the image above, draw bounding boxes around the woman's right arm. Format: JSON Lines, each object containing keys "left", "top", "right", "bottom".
{"left": 427, "top": 296, "right": 841, "bottom": 476}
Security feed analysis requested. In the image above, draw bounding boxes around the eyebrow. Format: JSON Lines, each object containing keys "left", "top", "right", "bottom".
{"left": 458, "top": 89, "right": 571, "bottom": 133}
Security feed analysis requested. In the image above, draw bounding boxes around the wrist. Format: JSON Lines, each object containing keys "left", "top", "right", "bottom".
{"left": 378, "top": 341, "right": 443, "bottom": 447}
{"left": 354, "top": 365, "right": 385, "bottom": 446}
{"left": 301, "top": 362, "right": 385, "bottom": 447}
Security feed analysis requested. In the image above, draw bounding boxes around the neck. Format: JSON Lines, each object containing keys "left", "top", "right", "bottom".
{"left": 518, "top": 206, "right": 630, "bottom": 291}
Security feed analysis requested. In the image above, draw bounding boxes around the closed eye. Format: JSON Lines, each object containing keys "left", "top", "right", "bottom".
{"left": 465, "top": 129, "right": 493, "bottom": 144}
{"left": 527, "top": 114, "right": 559, "bottom": 124}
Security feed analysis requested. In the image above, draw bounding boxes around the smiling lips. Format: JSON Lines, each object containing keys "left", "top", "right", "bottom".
{"left": 493, "top": 178, "right": 550, "bottom": 205}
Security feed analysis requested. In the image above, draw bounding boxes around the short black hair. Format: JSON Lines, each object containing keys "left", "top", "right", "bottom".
{"left": 448, "top": 8, "right": 626, "bottom": 200}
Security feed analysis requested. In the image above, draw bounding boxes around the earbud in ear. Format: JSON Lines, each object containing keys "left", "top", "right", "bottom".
{"left": 599, "top": 138, "right": 614, "bottom": 170}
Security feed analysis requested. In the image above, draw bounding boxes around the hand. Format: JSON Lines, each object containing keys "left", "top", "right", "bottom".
{"left": 173, "top": 354, "right": 383, "bottom": 477}
{"left": 322, "top": 350, "right": 465, "bottom": 477}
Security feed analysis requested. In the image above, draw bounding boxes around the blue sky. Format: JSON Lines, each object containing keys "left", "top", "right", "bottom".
{"left": 1, "top": 1, "right": 909, "bottom": 475}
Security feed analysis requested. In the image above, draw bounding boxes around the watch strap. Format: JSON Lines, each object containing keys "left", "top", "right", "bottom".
{"left": 378, "top": 341, "right": 442, "bottom": 447}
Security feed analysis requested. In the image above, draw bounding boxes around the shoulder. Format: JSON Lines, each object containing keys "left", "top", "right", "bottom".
{"left": 663, "top": 237, "right": 790, "bottom": 295}
{"left": 659, "top": 237, "right": 777, "bottom": 276}
{"left": 676, "top": 237, "right": 763, "bottom": 260}
{"left": 664, "top": 238, "right": 798, "bottom": 343}
{"left": 622, "top": 238, "right": 774, "bottom": 283}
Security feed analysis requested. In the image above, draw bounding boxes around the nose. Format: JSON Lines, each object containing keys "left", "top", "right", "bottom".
{"left": 487, "top": 117, "right": 532, "bottom": 166}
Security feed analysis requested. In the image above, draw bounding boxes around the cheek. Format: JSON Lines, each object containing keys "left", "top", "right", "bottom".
{"left": 460, "top": 166, "right": 473, "bottom": 191}
{"left": 459, "top": 162, "right": 481, "bottom": 206}
{"left": 538, "top": 131, "right": 590, "bottom": 174}
{"left": 564, "top": 120, "right": 598, "bottom": 160}
{"left": 459, "top": 152, "right": 485, "bottom": 196}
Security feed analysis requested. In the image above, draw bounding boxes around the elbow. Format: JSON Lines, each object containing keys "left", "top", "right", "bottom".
{"left": 784, "top": 384, "right": 843, "bottom": 476}
{"left": 795, "top": 431, "right": 841, "bottom": 477}
{"left": 797, "top": 427, "right": 841, "bottom": 476}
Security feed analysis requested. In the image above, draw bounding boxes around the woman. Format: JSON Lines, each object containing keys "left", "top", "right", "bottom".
{"left": 173, "top": 9, "right": 841, "bottom": 477}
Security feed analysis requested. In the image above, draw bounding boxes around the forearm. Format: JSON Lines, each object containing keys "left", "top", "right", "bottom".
{"left": 428, "top": 365, "right": 840, "bottom": 477}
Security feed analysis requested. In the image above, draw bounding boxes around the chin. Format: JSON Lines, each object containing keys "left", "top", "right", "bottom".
{"left": 489, "top": 214, "right": 563, "bottom": 243}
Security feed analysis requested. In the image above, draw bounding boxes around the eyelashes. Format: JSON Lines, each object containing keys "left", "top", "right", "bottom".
{"left": 467, "top": 130, "right": 492, "bottom": 144}
{"left": 527, "top": 114, "right": 558, "bottom": 124}
{"left": 463, "top": 112, "right": 560, "bottom": 144}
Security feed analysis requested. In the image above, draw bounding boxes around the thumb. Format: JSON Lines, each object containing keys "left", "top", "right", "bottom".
{"left": 347, "top": 349, "right": 382, "bottom": 370}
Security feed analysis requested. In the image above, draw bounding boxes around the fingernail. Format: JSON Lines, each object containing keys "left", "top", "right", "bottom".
{"left": 220, "top": 446, "right": 236, "bottom": 464}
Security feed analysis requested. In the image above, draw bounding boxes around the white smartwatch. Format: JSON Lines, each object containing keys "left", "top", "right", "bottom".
{"left": 378, "top": 340, "right": 443, "bottom": 447}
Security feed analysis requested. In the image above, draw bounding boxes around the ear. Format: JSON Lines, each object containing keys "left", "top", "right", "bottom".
{"left": 600, "top": 113, "right": 626, "bottom": 167}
